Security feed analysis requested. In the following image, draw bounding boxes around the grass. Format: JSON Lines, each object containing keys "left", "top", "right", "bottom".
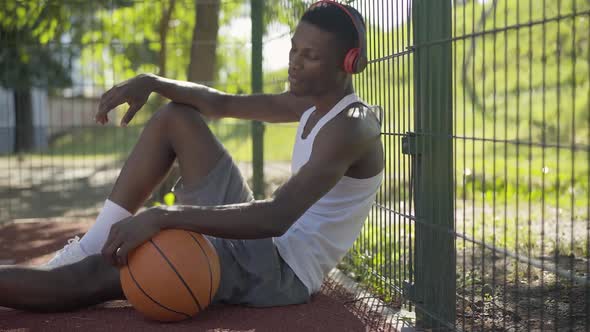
{"left": 210, "top": 120, "right": 297, "bottom": 162}
{"left": 455, "top": 142, "right": 589, "bottom": 208}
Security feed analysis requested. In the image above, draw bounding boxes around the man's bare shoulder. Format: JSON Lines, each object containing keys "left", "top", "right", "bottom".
{"left": 312, "top": 103, "right": 381, "bottom": 158}
{"left": 328, "top": 103, "right": 381, "bottom": 139}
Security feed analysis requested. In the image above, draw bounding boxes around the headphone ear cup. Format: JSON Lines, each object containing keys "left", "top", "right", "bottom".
{"left": 344, "top": 48, "right": 360, "bottom": 74}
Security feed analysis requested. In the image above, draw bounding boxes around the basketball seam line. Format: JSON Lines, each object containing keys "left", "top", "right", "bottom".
{"left": 186, "top": 231, "right": 215, "bottom": 304}
{"left": 150, "top": 239, "right": 204, "bottom": 313}
{"left": 127, "top": 261, "right": 191, "bottom": 319}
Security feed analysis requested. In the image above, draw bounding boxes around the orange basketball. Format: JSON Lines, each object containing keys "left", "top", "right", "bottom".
{"left": 119, "top": 229, "right": 221, "bottom": 322}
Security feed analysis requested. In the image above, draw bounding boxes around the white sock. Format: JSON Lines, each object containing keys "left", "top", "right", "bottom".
{"left": 79, "top": 199, "right": 133, "bottom": 255}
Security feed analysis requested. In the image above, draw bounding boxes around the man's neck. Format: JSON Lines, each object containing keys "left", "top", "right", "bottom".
{"left": 312, "top": 84, "right": 355, "bottom": 115}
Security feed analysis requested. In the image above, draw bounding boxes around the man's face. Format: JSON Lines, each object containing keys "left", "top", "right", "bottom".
{"left": 288, "top": 21, "right": 346, "bottom": 97}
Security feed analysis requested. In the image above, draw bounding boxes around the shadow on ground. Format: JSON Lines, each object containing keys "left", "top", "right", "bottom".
{"left": 0, "top": 159, "right": 122, "bottom": 223}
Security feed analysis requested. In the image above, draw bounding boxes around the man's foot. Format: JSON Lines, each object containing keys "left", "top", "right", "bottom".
{"left": 41, "top": 236, "right": 88, "bottom": 269}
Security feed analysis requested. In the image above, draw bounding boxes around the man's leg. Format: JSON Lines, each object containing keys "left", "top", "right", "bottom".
{"left": 78, "top": 102, "right": 225, "bottom": 255}
{"left": 0, "top": 255, "right": 122, "bottom": 312}
{"left": 109, "top": 101, "right": 225, "bottom": 213}
{"left": 5, "top": 102, "right": 229, "bottom": 311}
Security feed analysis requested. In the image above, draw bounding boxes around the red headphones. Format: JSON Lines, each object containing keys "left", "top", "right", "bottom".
{"left": 307, "top": 0, "right": 368, "bottom": 74}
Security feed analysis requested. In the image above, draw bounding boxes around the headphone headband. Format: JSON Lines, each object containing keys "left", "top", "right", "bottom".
{"left": 307, "top": 0, "right": 368, "bottom": 74}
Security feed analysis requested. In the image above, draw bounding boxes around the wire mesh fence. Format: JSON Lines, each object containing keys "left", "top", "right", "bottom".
{"left": 452, "top": 1, "right": 589, "bottom": 331}
{"left": 338, "top": 0, "right": 417, "bottom": 327}
{"left": 1, "top": 0, "right": 589, "bottom": 331}
{"left": 336, "top": 1, "right": 424, "bottom": 330}
{"left": 0, "top": 0, "right": 294, "bottom": 222}
{"left": 339, "top": 0, "right": 589, "bottom": 331}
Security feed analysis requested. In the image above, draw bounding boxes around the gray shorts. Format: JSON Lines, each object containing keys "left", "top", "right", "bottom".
{"left": 172, "top": 152, "right": 310, "bottom": 307}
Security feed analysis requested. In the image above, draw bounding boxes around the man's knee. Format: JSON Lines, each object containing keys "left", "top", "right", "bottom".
{"left": 156, "top": 102, "right": 224, "bottom": 157}
{"left": 151, "top": 102, "right": 207, "bottom": 130}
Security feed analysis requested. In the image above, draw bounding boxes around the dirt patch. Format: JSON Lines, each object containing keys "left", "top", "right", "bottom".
{"left": 456, "top": 247, "right": 589, "bottom": 331}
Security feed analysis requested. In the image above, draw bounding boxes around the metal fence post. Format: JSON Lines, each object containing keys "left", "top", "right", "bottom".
{"left": 251, "top": 0, "right": 264, "bottom": 199}
{"left": 412, "top": 0, "right": 455, "bottom": 329}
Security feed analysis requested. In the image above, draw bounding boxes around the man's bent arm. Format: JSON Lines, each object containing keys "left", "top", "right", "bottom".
{"left": 150, "top": 74, "right": 311, "bottom": 123}
{"left": 151, "top": 112, "right": 377, "bottom": 239}
{"left": 154, "top": 200, "right": 286, "bottom": 239}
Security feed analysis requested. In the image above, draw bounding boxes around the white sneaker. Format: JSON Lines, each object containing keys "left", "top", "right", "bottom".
{"left": 41, "top": 236, "right": 88, "bottom": 269}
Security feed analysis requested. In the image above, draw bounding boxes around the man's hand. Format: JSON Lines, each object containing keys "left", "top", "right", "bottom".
{"left": 101, "top": 207, "right": 163, "bottom": 267}
{"left": 96, "top": 74, "right": 154, "bottom": 127}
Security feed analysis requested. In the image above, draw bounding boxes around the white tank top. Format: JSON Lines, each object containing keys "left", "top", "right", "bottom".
{"left": 273, "top": 93, "right": 383, "bottom": 295}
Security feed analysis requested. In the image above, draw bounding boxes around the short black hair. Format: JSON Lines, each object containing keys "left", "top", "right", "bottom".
{"left": 301, "top": 2, "right": 365, "bottom": 56}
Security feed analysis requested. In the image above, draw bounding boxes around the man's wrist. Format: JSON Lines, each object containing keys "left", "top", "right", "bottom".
{"left": 141, "top": 73, "right": 160, "bottom": 94}
{"left": 148, "top": 205, "right": 173, "bottom": 230}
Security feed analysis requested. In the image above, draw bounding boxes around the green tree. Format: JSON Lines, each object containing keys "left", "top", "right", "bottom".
{"left": 0, "top": 0, "right": 134, "bottom": 151}
{"left": 0, "top": 1, "right": 73, "bottom": 151}
{"left": 188, "top": 0, "right": 221, "bottom": 83}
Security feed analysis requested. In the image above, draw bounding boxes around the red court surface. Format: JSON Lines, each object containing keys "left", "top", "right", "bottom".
{"left": 0, "top": 219, "right": 397, "bottom": 332}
